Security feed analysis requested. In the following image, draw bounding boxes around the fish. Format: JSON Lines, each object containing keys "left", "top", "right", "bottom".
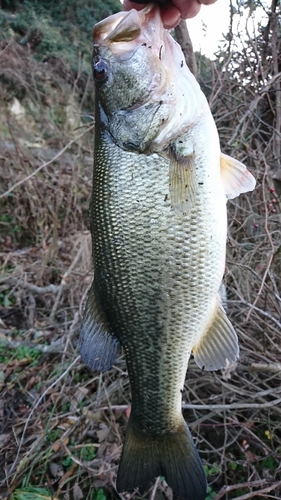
{"left": 79, "top": 5, "right": 256, "bottom": 500}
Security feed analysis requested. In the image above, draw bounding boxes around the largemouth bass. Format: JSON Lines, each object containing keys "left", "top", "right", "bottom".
{"left": 80, "top": 5, "right": 255, "bottom": 500}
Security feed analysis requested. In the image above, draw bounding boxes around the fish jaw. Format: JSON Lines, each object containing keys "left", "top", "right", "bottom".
{"left": 93, "top": 5, "right": 160, "bottom": 48}
{"left": 92, "top": 6, "right": 207, "bottom": 153}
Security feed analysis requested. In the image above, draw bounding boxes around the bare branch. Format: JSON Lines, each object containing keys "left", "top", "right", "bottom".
{"left": 213, "top": 480, "right": 281, "bottom": 500}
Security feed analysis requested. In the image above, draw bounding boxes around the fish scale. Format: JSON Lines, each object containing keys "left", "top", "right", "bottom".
{"left": 92, "top": 129, "right": 225, "bottom": 430}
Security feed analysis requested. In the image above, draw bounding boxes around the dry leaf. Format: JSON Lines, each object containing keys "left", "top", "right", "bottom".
{"left": 221, "top": 359, "right": 238, "bottom": 381}
{"left": 73, "top": 482, "right": 84, "bottom": 500}
{"left": 0, "top": 433, "right": 10, "bottom": 447}
{"left": 49, "top": 461, "right": 64, "bottom": 478}
{"left": 51, "top": 436, "right": 69, "bottom": 452}
{"left": 96, "top": 424, "right": 110, "bottom": 442}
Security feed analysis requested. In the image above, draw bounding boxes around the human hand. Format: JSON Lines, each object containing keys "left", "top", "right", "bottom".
{"left": 123, "top": 0, "right": 218, "bottom": 29}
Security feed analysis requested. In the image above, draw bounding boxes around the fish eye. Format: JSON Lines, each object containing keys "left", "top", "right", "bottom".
{"left": 93, "top": 58, "right": 108, "bottom": 84}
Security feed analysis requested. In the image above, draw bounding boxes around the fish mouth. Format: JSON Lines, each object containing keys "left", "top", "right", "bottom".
{"left": 93, "top": 5, "right": 164, "bottom": 59}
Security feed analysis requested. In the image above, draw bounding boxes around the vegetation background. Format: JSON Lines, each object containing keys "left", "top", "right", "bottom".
{"left": 0, "top": 0, "right": 280, "bottom": 499}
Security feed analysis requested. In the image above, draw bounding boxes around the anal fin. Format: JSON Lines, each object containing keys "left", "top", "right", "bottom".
{"left": 192, "top": 296, "right": 239, "bottom": 371}
{"left": 79, "top": 283, "right": 120, "bottom": 372}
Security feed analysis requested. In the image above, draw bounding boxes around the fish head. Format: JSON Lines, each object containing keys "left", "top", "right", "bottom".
{"left": 92, "top": 6, "right": 204, "bottom": 153}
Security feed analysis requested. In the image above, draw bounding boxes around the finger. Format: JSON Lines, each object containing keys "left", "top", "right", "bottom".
{"left": 173, "top": 0, "right": 201, "bottom": 19}
{"left": 126, "top": 0, "right": 168, "bottom": 2}
{"left": 199, "top": 0, "right": 217, "bottom": 4}
{"left": 123, "top": 1, "right": 182, "bottom": 28}
{"left": 123, "top": 1, "right": 146, "bottom": 11}
{"left": 161, "top": 5, "right": 181, "bottom": 28}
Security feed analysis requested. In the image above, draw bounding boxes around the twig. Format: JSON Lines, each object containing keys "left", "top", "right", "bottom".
{"left": 227, "top": 72, "right": 281, "bottom": 145}
{"left": 2, "top": 338, "right": 66, "bottom": 354}
{"left": 0, "top": 40, "right": 13, "bottom": 57}
{"left": 182, "top": 400, "right": 281, "bottom": 411}
{"left": 214, "top": 479, "right": 281, "bottom": 500}
{"left": 2, "top": 277, "right": 61, "bottom": 295}
{"left": 150, "top": 477, "right": 160, "bottom": 500}
{"left": 271, "top": 4, "right": 281, "bottom": 161}
{"left": 231, "top": 299, "right": 281, "bottom": 330}
{"left": 246, "top": 163, "right": 276, "bottom": 321}
{"left": 0, "top": 123, "right": 95, "bottom": 199}
{"left": 50, "top": 244, "right": 85, "bottom": 320}
{"left": 251, "top": 363, "right": 281, "bottom": 373}
{"left": 95, "top": 398, "right": 281, "bottom": 412}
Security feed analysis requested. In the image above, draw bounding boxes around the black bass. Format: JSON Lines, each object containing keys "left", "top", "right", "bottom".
{"left": 80, "top": 6, "right": 255, "bottom": 500}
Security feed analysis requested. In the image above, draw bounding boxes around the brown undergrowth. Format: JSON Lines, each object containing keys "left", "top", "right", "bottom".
{"left": 1, "top": 4, "right": 281, "bottom": 500}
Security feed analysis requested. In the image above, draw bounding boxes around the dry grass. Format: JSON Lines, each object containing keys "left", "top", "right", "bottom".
{"left": 1, "top": 7, "right": 281, "bottom": 500}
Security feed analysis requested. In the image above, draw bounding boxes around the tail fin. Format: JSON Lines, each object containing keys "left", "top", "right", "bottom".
{"left": 116, "top": 416, "right": 207, "bottom": 500}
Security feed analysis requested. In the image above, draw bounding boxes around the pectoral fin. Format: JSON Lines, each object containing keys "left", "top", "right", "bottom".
{"left": 169, "top": 147, "right": 197, "bottom": 215}
{"left": 79, "top": 284, "right": 120, "bottom": 372}
{"left": 192, "top": 296, "right": 239, "bottom": 371}
{"left": 220, "top": 153, "right": 256, "bottom": 199}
